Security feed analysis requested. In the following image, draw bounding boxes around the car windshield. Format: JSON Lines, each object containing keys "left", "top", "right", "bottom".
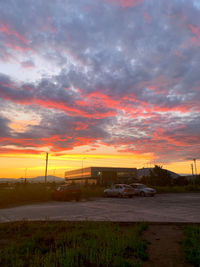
{"left": 124, "top": 185, "right": 132, "bottom": 188}
{"left": 136, "top": 184, "right": 146, "bottom": 189}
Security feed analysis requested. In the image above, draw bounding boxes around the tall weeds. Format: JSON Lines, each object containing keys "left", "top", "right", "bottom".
{"left": 0, "top": 221, "right": 147, "bottom": 267}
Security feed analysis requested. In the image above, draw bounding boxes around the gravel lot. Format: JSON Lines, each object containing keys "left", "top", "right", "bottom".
{"left": 0, "top": 193, "right": 200, "bottom": 222}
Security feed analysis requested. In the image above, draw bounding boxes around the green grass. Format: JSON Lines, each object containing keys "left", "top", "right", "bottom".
{"left": 0, "top": 221, "right": 147, "bottom": 267}
{"left": 154, "top": 185, "right": 200, "bottom": 193}
{"left": 0, "top": 184, "right": 105, "bottom": 208}
{"left": 182, "top": 225, "right": 200, "bottom": 266}
{"left": 81, "top": 186, "right": 105, "bottom": 199}
{"left": 0, "top": 183, "right": 56, "bottom": 208}
{"left": 1, "top": 183, "right": 200, "bottom": 209}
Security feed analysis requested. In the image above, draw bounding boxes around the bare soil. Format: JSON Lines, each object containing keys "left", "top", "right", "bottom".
{"left": 142, "top": 224, "right": 192, "bottom": 267}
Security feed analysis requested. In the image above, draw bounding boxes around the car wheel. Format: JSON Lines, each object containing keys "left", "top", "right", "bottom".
{"left": 104, "top": 192, "right": 108, "bottom": 197}
{"left": 128, "top": 195, "right": 133, "bottom": 198}
{"left": 140, "top": 191, "right": 145, "bottom": 197}
{"left": 118, "top": 193, "right": 123, "bottom": 198}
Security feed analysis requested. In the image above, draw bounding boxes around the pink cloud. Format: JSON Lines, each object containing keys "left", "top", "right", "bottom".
{"left": 139, "top": 76, "right": 176, "bottom": 95}
{"left": 189, "top": 24, "right": 200, "bottom": 47}
{"left": 1, "top": 82, "right": 18, "bottom": 90}
{"left": 0, "top": 148, "right": 42, "bottom": 155}
{"left": 144, "top": 12, "right": 151, "bottom": 23}
{"left": 74, "top": 136, "right": 98, "bottom": 147}
{"left": 104, "top": 0, "right": 144, "bottom": 8}
{"left": 21, "top": 61, "right": 35, "bottom": 68}
{"left": 0, "top": 137, "right": 42, "bottom": 147}
{"left": 74, "top": 122, "right": 88, "bottom": 131}
{"left": 40, "top": 9, "right": 56, "bottom": 33}
{"left": 173, "top": 49, "right": 186, "bottom": 58}
{"left": 6, "top": 42, "right": 31, "bottom": 52}
{"left": 34, "top": 99, "right": 116, "bottom": 119}
{"left": 189, "top": 24, "right": 200, "bottom": 39}
{"left": 0, "top": 23, "right": 28, "bottom": 44}
{"left": 85, "top": 91, "right": 121, "bottom": 107}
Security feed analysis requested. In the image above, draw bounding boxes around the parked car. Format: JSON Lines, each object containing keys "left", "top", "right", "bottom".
{"left": 129, "top": 183, "right": 156, "bottom": 197}
{"left": 104, "top": 184, "right": 135, "bottom": 198}
{"left": 52, "top": 184, "right": 82, "bottom": 201}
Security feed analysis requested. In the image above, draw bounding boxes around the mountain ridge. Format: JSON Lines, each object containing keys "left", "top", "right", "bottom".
{"left": 0, "top": 175, "right": 65, "bottom": 183}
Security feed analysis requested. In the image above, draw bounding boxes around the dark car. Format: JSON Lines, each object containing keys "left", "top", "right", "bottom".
{"left": 52, "top": 184, "right": 82, "bottom": 201}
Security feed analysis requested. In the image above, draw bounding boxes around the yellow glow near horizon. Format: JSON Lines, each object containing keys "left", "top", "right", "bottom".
{"left": 0, "top": 149, "right": 196, "bottom": 178}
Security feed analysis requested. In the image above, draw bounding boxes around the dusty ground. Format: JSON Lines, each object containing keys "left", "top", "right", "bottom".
{"left": 0, "top": 193, "right": 200, "bottom": 222}
{"left": 142, "top": 224, "right": 192, "bottom": 267}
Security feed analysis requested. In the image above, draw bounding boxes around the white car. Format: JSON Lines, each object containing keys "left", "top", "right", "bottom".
{"left": 104, "top": 184, "right": 135, "bottom": 198}
{"left": 130, "top": 183, "right": 156, "bottom": 197}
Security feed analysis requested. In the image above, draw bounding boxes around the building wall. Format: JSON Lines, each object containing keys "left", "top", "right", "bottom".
{"left": 65, "top": 167, "right": 92, "bottom": 179}
{"left": 65, "top": 167, "right": 137, "bottom": 185}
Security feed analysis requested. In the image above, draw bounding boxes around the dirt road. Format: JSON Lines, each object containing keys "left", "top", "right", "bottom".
{"left": 0, "top": 193, "right": 199, "bottom": 222}
{"left": 142, "top": 224, "right": 192, "bottom": 267}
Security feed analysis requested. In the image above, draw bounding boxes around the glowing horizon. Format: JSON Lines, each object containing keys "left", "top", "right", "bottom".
{"left": 0, "top": 150, "right": 195, "bottom": 178}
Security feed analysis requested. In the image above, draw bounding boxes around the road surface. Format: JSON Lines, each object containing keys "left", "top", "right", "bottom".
{"left": 0, "top": 193, "right": 199, "bottom": 222}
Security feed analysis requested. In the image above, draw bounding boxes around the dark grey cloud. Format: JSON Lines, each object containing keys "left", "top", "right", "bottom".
{"left": 0, "top": 115, "right": 11, "bottom": 137}
{"left": 9, "top": 112, "right": 113, "bottom": 151}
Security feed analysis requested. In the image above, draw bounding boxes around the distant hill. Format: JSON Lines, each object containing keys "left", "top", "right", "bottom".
{"left": 137, "top": 168, "right": 180, "bottom": 179}
{"left": 0, "top": 176, "right": 65, "bottom": 183}
{"left": 0, "top": 178, "right": 17, "bottom": 183}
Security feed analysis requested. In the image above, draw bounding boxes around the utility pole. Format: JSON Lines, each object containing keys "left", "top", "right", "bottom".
{"left": 24, "top": 168, "right": 27, "bottom": 183}
{"left": 191, "top": 164, "right": 194, "bottom": 177}
{"left": 191, "top": 164, "right": 195, "bottom": 184}
{"left": 45, "top": 152, "right": 49, "bottom": 184}
{"left": 193, "top": 159, "right": 197, "bottom": 177}
{"left": 53, "top": 168, "right": 56, "bottom": 183}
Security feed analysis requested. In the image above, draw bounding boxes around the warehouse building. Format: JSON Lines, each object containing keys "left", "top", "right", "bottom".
{"left": 65, "top": 167, "right": 137, "bottom": 185}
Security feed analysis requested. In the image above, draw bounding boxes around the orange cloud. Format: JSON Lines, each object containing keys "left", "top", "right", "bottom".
{"left": 0, "top": 137, "right": 42, "bottom": 147}
{"left": 0, "top": 147, "right": 42, "bottom": 155}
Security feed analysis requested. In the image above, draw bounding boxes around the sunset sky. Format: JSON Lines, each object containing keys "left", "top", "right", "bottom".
{"left": 0, "top": 0, "right": 200, "bottom": 178}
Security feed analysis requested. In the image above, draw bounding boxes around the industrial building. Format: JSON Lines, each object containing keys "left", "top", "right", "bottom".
{"left": 65, "top": 167, "right": 137, "bottom": 185}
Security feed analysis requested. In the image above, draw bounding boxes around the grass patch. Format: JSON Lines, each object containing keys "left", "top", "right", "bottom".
{"left": 0, "top": 183, "right": 56, "bottom": 208}
{"left": 154, "top": 185, "right": 200, "bottom": 193}
{"left": 0, "top": 184, "right": 105, "bottom": 208}
{"left": 0, "top": 221, "right": 147, "bottom": 267}
{"left": 182, "top": 225, "right": 200, "bottom": 266}
{"left": 81, "top": 186, "right": 105, "bottom": 199}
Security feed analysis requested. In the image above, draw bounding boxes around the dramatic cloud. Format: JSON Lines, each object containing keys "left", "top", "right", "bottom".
{"left": 0, "top": 115, "right": 11, "bottom": 138}
{"left": 0, "top": 0, "right": 200, "bottom": 164}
